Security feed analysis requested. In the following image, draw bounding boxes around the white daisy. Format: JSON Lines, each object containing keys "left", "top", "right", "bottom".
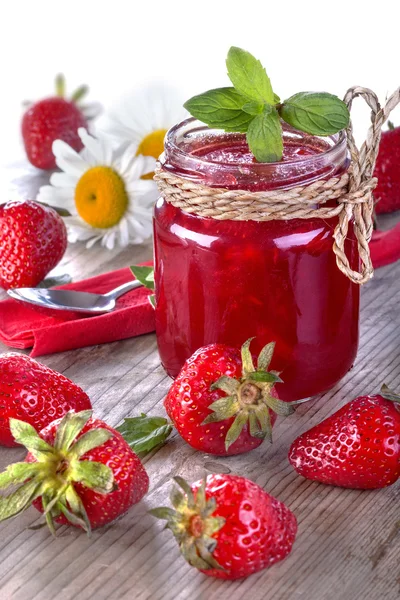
{"left": 96, "top": 82, "right": 188, "bottom": 169}
{"left": 37, "top": 128, "right": 157, "bottom": 250}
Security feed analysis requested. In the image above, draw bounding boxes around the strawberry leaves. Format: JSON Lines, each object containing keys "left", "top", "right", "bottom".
{"left": 116, "top": 414, "right": 173, "bottom": 454}
{"left": 0, "top": 410, "right": 116, "bottom": 536}
{"left": 184, "top": 46, "right": 350, "bottom": 162}
{"left": 203, "top": 338, "right": 294, "bottom": 451}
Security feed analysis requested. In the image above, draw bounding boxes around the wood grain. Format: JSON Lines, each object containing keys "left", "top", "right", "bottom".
{"left": 0, "top": 204, "right": 399, "bottom": 600}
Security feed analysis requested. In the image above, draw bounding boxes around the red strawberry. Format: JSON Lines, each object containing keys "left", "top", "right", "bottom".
{"left": 288, "top": 385, "right": 400, "bottom": 489}
{"left": 373, "top": 122, "right": 400, "bottom": 214}
{"left": 22, "top": 75, "right": 88, "bottom": 170}
{"left": 0, "top": 410, "right": 149, "bottom": 534}
{"left": 0, "top": 199, "right": 67, "bottom": 289}
{"left": 150, "top": 474, "right": 297, "bottom": 579}
{"left": 164, "top": 339, "right": 294, "bottom": 456}
{"left": 0, "top": 353, "right": 91, "bottom": 447}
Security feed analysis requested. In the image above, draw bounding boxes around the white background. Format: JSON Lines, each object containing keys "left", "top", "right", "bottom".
{"left": 0, "top": 0, "right": 399, "bottom": 169}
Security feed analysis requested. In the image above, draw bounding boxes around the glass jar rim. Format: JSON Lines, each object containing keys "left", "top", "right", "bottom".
{"left": 163, "top": 117, "right": 347, "bottom": 172}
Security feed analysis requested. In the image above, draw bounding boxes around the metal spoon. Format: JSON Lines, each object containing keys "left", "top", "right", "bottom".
{"left": 7, "top": 280, "right": 144, "bottom": 315}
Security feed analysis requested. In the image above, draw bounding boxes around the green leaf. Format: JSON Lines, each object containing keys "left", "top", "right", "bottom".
{"left": 225, "top": 411, "right": 248, "bottom": 450}
{"left": 247, "top": 107, "right": 283, "bottom": 162}
{"left": 149, "top": 294, "right": 156, "bottom": 309}
{"left": 241, "top": 338, "right": 256, "bottom": 376}
{"left": 254, "top": 404, "right": 272, "bottom": 443}
{"left": 9, "top": 419, "right": 54, "bottom": 460}
{"left": 149, "top": 506, "right": 178, "bottom": 520}
{"left": 264, "top": 396, "right": 296, "bottom": 417}
{"left": 130, "top": 265, "right": 155, "bottom": 291}
{"left": 70, "top": 84, "right": 89, "bottom": 104}
{"left": 247, "top": 371, "right": 282, "bottom": 384}
{"left": 0, "top": 462, "right": 42, "bottom": 490}
{"left": 116, "top": 414, "right": 172, "bottom": 454}
{"left": 202, "top": 396, "right": 240, "bottom": 424}
{"left": 184, "top": 87, "right": 253, "bottom": 133}
{"left": 257, "top": 342, "right": 275, "bottom": 371}
{"left": 70, "top": 460, "right": 115, "bottom": 494}
{"left": 380, "top": 384, "right": 400, "bottom": 404}
{"left": 54, "top": 410, "right": 93, "bottom": 452}
{"left": 0, "top": 480, "right": 43, "bottom": 522}
{"left": 279, "top": 92, "right": 350, "bottom": 136}
{"left": 55, "top": 73, "right": 65, "bottom": 97}
{"left": 243, "top": 101, "right": 265, "bottom": 116}
{"left": 65, "top": 485, "right": 91, "bottom": 533}
{"left": 173, "top": 476, "right": 196, "bottom": 509}
{"left": 210, "top": 375, "right": 240, "bottom": 395}
{"left": 226, "top": 47, "right": 274, "bottom": 104}
{"left": 69, "top": 429, "right": 113, "bottom": 459}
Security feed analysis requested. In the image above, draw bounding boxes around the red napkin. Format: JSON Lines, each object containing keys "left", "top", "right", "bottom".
{"left": 371, "top": 223, "right": 400, "bottom": 269}
{"left": 0, "top": 266, "right": 155, "bottom": 357}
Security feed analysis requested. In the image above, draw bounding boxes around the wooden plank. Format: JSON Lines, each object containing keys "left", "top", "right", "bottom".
{"left": 0, "top": 213, "right": 399, "bottom": 599}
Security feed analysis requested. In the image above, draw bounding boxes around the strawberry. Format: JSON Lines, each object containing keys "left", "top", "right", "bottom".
{"left": 164, "top": 339, "right": 294, "bottom": 456}
{"left": 288, "top": 385, "right": 400, "bottom": 489}
{"left": 150, "top": 474, "right": 297, "bottom": 579}
{"left": 0, "top": 353, "right": 92, "bottom": 447}
{"left": 0, "top": 199, "right": 67, "bottom": 289}
{"left": 373, "top": 122, "right": 400, "bottom": 214}
{"left": 22, "top": 75, "right": 88, "bottom": 170}
{"left": 0, "top": 410, "right": 149, "bottom": 534}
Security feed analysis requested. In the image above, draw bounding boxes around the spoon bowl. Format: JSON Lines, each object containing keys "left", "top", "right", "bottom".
{"left": 7, "top": 280, "right": 144, "bottom": 315}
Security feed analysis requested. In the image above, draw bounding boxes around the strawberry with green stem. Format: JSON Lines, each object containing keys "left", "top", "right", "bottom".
{"left": 150, "top": 474, "right": 297, "bottom": 579}
{"left": 22, "top": 74, "right": 89, "bottom": 170}
{"left": 0, "top": 410, "right": 149, "bottom": 534}
{"left": 119, "top": 338, "right": 295, "bottom": 457}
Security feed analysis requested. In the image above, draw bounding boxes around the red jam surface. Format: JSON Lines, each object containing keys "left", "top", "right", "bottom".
{"left": 154, "top": 127, "right": 359, "bottom": 401}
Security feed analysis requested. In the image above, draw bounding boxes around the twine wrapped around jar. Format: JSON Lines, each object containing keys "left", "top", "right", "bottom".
{"left": 155, "top": 87, "right": 400, "bottom": 285}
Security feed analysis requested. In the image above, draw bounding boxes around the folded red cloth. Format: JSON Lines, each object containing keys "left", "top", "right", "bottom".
{"left": 0, "top": 266, "right": 155, "bottom": 357}
{"left": 371, "top": 223, "right": 400, "bottom": 269}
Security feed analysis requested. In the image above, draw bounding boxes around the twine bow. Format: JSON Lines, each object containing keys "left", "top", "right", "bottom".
{"left": 155, "top": 87, "right": 400, "bottom": 284}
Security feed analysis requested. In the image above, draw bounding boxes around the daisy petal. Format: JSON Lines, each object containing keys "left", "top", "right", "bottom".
{"left": 53, "top": 140, "right": 89, "bottom": 176}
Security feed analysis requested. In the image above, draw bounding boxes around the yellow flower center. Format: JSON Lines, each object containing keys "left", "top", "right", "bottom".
{"left": 136, "top": 129, "right": 167, "bottom": 179}
{"left": 74, "top": 166, "right": 129, "bottom": 229}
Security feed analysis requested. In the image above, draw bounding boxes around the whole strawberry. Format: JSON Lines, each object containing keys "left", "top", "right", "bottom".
{"left": 373, "top": 122, "right": 400, "bottom": 214}
{"left": 0, "top": 199, "right": 67, "bottom": 289}
{"left": 0, "top": 410, "right": 149, "bottom": 534}
{"left": 22, "top": 75, "right": 88, "bottom": 170}
{"left": 0, "top": 353, "right": 91, "bottom": 447}
{"left": 150, "top": 474, "right": 297, "bottom": 579}
{"left": 164, "top": 339, "right": 294, "bottom": 456}
{"left": 288, "top": 385, "right": 400, "bottom": 489}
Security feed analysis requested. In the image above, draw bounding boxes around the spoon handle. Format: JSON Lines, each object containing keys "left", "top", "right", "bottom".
{"left": 104, "top": 280, "right": 143, "bottom": 300}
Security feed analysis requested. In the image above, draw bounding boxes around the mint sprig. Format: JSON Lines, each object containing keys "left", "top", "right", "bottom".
{"left": 184, "top": 46, "right": 350, "bottom": 163}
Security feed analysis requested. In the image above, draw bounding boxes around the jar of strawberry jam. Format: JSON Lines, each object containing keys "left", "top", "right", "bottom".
{"left": 154, "top": 118, "right": 357, "bottom": 402}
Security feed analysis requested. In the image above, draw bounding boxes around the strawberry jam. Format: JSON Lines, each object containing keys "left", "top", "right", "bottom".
{"left": 154, "top": 119, "right": 358, "bottom": 401}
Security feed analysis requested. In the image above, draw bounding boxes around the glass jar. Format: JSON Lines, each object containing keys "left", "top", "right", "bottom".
{"left": 154, "top": 118, "right": 359, "bottom": 402}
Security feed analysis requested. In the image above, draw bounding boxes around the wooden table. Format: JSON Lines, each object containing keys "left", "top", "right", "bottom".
{"left": 0, "top": 170, "right": 399, "bottom": 599}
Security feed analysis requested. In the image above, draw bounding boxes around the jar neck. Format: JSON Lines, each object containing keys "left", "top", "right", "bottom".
{"left": 160, "top": 118, "right": 348, "bottom": 192}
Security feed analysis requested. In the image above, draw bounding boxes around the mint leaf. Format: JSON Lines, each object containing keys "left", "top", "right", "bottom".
{"left": 243, "top": 101, "right": 264, "bottom": 116}
{"left": 226, "top": 47, "right": 274, "bottom": 104}
{"left": 116, "top": 414, "right": 173, "bottom": 454}
{"left": 130, "top": 265, "right": 154, "bottom": 290}
{"left": 184, "top": 87, "right": 253, "bottom": 133}
{"left": 279, "top": 92, "right": 350, "bottom": 136}
{"left": 246, "top": 107, "right": 283, "bottom": 162}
